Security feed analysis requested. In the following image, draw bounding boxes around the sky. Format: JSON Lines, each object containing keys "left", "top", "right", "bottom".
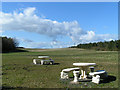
{"left": 1, "top": 2, "right": 118, "bottom": 48}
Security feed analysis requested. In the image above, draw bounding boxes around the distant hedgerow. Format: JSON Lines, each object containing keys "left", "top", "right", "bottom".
{"left": 70, "top": 40, "right": 120, "bottom": 51}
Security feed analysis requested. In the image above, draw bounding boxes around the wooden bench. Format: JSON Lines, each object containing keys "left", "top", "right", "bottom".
{"left": 60, "top": 68, "right": 80, "bottom": 79}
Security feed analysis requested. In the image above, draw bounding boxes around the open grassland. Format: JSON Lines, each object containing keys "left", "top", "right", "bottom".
{"left": 2, "top": 48, "right": 118, "bottom": 88}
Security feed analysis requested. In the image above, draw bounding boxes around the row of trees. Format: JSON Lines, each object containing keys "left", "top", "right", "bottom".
{"left": 70, "top": 40, "right": 120, "bottom": 51}
{"left": 1, "top": 37, "right": 19, "bottom": 53}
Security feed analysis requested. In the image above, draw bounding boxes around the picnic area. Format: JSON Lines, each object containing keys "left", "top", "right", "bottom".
{"left": 2, "top": 48, "right": 118, "bottom": 88}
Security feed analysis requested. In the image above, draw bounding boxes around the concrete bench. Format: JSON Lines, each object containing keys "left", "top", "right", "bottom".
{"left": 33, "top": 59, "right": 54, "bottom": 65}
{"left": 41, "top": 59, "right": 54, "bottom": 65}
{"left": 89, "top": 70, "right": 107, "bottom": 84}
{"left": 60, "top": 67, "right": 80, "bottom": 79}
{"left": 89, "top": 70, "right": 107, "bottom": 78}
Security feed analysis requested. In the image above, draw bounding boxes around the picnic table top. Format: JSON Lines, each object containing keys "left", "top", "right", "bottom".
{"left": 38, "top": 56, "right": 49, "bottom": 59}
{"left": 73, "top": 63, "right": 96, "bottom": 67}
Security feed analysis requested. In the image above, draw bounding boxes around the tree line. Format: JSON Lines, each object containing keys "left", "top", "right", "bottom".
{"left": 70, "top": 40, "right": 120, "bottom": 51}
{"left": 1, "top": 37, "right": 19, "bottom": 53}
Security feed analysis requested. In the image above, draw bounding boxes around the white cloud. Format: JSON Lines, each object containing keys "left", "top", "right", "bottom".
{"left": 0, "top": 30, "right": 3, "bottom": 35}
{"left": 15, "top": 37, "right": 33, "bottom": 43}
{"left": 24, "top": 41, "right": 72, "bottom": 48}
{"left": 0, "top": 7, "right": 117, "bottom": 47}
{"left": 15, "top": 37, "right": 73, "bottom": 48}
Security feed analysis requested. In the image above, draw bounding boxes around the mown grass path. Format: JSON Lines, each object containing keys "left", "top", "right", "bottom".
{"left": 2, "top": 48, "right": 118, "bottom": 88}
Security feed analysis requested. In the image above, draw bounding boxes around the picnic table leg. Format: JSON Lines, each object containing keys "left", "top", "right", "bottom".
{"left": 79, "top": 67, "right": 87, "bottom": 79}
{"left": 41, "top": 60, "right": 44, "bottom": 65}
{"left": 80, "top": 69, "right": 83, "bottom": 79}
{"left": 73, "top": 71, "right": 80, "bottom": 82}
{"left": 92, "top": 75, "right": 100, "bottom": 84}
{"left": 33, "top": 59, "right": 37, "bottom": 64}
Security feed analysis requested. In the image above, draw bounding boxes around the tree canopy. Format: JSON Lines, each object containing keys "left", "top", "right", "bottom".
{"left": 70, "top": 40, "right": 120, "bottom": 51}
{"left": 1, "top": 37, "right": 19, "bottom": 53}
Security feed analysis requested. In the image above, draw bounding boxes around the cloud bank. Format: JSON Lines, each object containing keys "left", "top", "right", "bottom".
{"left": 15, "top": 37, "right": 72, "bottom": 48}
{"left": 0, "top": 7, "right": 117, "bottom": 48}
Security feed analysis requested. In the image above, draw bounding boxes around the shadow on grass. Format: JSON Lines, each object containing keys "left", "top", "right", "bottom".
{"left": 32, "top": 63, "right": 60, "bottom": 65}
{"left": 2, "top": 49, "right": 28, "bottom": 53}
{"left": 53, "top": 63, "right": 60, "bottom": 65}
{"left": 14, "top": 49, "right": 28, "bottom": 52}
{"left": 43, "top": 63, "right": 60, "bottom": 65}
{"left": 68, "top": 75, "right": 116, "bottom": 84}
{"left": 2, "top": 86, "right": 27, "bottom": 89}
{"left": 100, "top": 75, "right": 116, "bottom": 84}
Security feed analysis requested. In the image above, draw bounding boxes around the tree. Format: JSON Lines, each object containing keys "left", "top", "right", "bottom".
{"left": 71, "top": 40, "right": 119, "bottom": 51}
{"left": 1, "top": 36, "right": 19, "bottom": 52}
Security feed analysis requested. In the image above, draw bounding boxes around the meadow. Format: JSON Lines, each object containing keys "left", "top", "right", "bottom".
{"left": 2, "top": 48, "right": 118, "bottom": 88}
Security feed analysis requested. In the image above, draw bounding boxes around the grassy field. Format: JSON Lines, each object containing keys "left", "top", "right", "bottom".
{"left": 2, "top": 48, "right": 118, "bottom": 88}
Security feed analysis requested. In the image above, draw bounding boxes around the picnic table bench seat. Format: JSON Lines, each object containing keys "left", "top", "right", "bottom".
{"left": 89, "top": 70, "right": 108, "bottom": 84}
{"left": 89, "top": 70, "right": 108, "bottom": 79}
{"left": 41, "top": 59, "right": 54, "bottom": 65}
{"left": 60, "top": 67, "right": 80, "bottom": 79}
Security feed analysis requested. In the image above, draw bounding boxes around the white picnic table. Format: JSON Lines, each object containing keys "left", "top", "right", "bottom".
{"left": 37, "top": 56, "right": 54, "bottom": 65}
{"left": 73, "top": 63, "right": 96, "bottom": 79}
{"left": 38, "top": 56, "right": 49, "bottom": 59}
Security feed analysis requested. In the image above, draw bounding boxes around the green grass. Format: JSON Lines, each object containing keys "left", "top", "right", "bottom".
{"left": 2, "top": 48, "right": 118, "bottom": 88}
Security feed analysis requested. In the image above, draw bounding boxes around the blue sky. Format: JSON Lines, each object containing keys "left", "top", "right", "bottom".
{"left": 1, "top": 2, "right": 118, "bottom": 48}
